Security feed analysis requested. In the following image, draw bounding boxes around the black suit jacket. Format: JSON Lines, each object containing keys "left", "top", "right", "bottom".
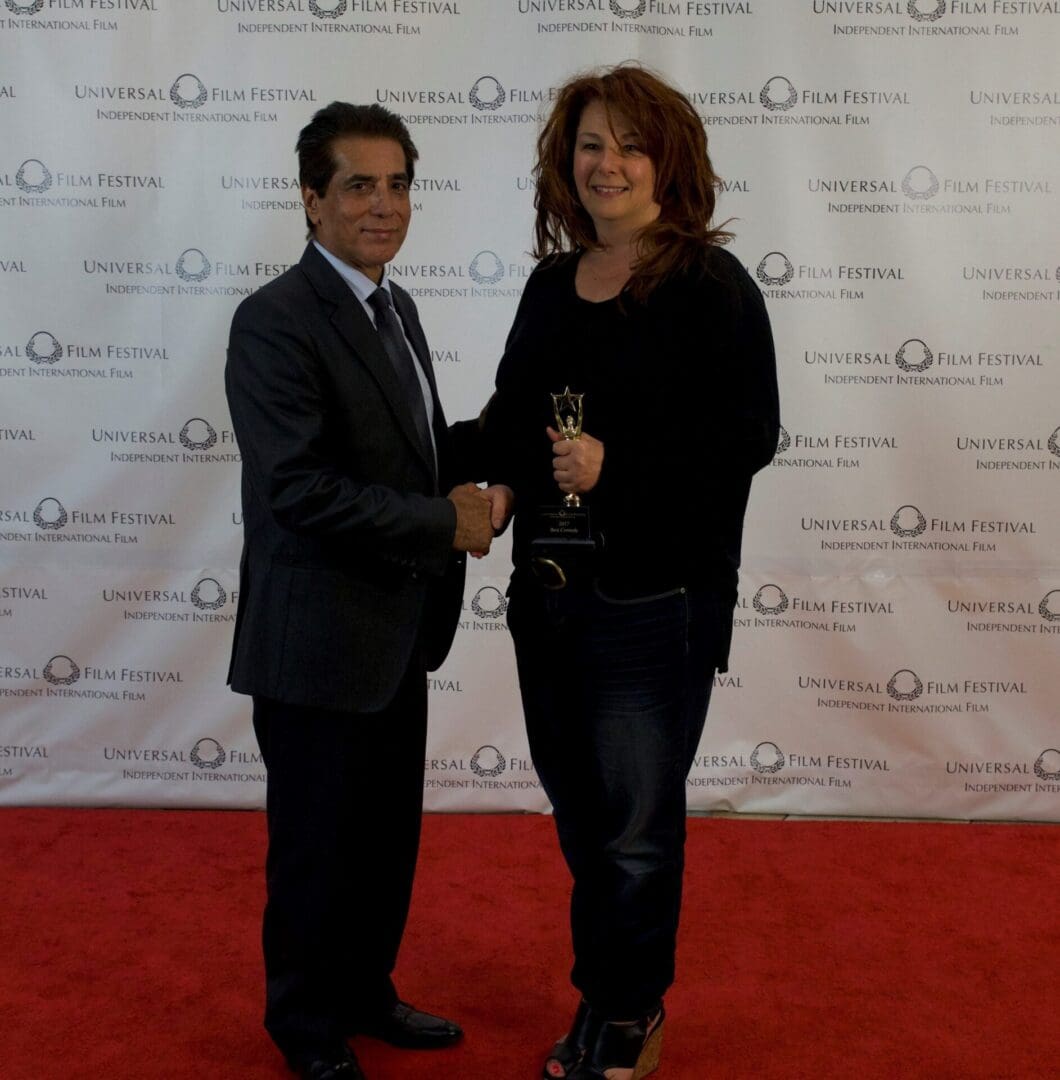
{"left": 225, "top": 243, "right": 467, "bottom": 713}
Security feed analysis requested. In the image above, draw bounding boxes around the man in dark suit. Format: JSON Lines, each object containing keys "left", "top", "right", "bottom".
{"left": 225, "top": 102, "right": 501, "bottom": 1080}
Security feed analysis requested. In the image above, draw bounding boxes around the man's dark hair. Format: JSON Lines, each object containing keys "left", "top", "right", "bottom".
{"left": 296, "top": 101, "right": 418, "bottom": 234}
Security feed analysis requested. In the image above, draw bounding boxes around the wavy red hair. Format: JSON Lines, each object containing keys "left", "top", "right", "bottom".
{"left": 533, "top": 63, "right": 731, "bottom": 299}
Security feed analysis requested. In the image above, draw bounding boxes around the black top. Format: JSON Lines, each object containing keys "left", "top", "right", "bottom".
{"left": 484, "top": 246, "right": 780, "bottom": 599}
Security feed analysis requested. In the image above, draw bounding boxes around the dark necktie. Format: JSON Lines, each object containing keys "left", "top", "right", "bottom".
{"left": 367, "top": 287, "right": 435, "bottom": 475}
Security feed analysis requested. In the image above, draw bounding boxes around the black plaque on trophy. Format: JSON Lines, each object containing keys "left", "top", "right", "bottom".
{"left": 528, "top": 387, "right": 597, "bottom": 588}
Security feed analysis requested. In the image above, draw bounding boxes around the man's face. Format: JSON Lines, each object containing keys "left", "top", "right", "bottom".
{"left": 303, "top": 135, "right": 411, "bottom": 283}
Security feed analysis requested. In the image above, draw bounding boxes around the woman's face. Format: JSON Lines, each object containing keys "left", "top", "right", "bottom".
{"left": 572, "top": 99, "right": 660, "bottom": 237}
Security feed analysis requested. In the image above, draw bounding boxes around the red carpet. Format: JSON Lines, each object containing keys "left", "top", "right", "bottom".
{"left": 0, "top": 810, "right": 1057, "bottom": 1079}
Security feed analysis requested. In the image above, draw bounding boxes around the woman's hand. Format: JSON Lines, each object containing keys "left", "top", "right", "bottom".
{"left": 470, "top": 484, "right": 515, "bottom": 558}
{"left": 548, "top": 427, "right": 604, "bottom": 495}
{"left": 481, "top": 484, "right": 515, "bottom": 532}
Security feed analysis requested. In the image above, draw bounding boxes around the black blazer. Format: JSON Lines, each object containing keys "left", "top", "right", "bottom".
{"left": 225, "top": 243, "right": 466, "bottom": 713}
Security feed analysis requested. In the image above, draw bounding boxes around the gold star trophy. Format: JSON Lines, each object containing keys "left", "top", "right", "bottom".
{"left": 529, "top": 387, "right": 596, "bottom": 589}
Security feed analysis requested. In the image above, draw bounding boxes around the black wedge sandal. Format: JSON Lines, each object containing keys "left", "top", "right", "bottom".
{"left": 543, "top": 1000, "right": 600, "bottom": 1079}
{"left": 567, "top": 1004, "right": 665, "bottom": 1080}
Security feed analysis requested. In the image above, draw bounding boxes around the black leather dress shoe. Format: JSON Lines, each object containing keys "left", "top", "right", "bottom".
{"left": 357, "top": 1001, "right": 463, "bottom": 1049}
{"left": 287, "top": 1046, "right": 365, "bottom": 1080}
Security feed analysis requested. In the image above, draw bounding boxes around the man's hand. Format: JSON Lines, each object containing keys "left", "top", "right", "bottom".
{"left": 447, "top": 483, "right": 494, "bottom": 554}
{"left": 548, "top": 427, "right": 604, "bottom": 495}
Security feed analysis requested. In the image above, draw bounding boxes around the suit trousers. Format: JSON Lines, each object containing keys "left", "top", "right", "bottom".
{"left": 506, "top": 575, "right": 720, "bottom": 1019}
{"left": 252, "top": 662, "right": 428, "bottom": 1060}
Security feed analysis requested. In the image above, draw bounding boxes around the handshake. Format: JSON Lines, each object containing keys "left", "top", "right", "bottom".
{"left": 447, "top": 483, "right": 514, "bottom": 556}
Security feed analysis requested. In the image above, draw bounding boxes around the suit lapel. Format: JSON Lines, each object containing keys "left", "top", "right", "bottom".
{"left": 299, "top": 244, "right": 436, "bottom": 479}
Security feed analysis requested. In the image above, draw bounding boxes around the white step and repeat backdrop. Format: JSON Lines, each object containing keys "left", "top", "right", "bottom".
{"left": 1, "top": 1, "right": 1057, "bottom": 817}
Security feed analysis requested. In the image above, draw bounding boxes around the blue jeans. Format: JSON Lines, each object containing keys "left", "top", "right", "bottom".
{"left": 507, "top": 574, "right": 724, "bottom": 1018}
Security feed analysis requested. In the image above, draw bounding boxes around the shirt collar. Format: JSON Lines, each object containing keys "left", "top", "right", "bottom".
{"left": 313, "top": 240, "right": 391, "bottom": 303}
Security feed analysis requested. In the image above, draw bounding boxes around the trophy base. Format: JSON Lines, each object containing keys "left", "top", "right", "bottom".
{"left": 529, "top": 505, "right": 596, "bottom": 590}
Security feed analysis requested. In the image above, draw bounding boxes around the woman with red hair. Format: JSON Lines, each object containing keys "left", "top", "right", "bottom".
{"left": 484, "top": 64, "right": 780, "bottom": 1079}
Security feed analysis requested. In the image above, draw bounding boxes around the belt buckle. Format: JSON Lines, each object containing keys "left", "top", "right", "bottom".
{"left": 530, "top": 556, "right": 567, "bottom": 590}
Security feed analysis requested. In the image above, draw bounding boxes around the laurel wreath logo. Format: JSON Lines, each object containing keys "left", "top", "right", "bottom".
{"left": 471, "top": 586, "right": 507, "bottom": 619}
{"left": 15, "top": 158, "right": 52, "bottom": 194}
{"left": 5, "top": 0, "right": 45, "bottom": 15}
{"left": 753, "top": 586, "right": 790, "bottom": 617}
{"left": 776, "top": 426, "right": 791, "bottom": 454}
{"left": 907, "top": 0, "right": 946, "bottom": 22}
{"left": 1033, "top": 750, "right": 1060, "bottom": 782}
{"left": 309, "top": 0, "right": 346, "bottom": 17}
{"left": 191, "top": 578, "right": 227, "bottom": 611}
{"left": 750, "top": 742, "right": 785, "bottom": 774}
{"left": 190, "top": 738, "right": 226, "bottom": 770}
{"left": 760, "top": 77, "right": 798, "bottom": 112}
{"left": 179, "top": 419, "right": 218, "bottom": 452}
{"left": 469, "top": 251, "right": 505, "bottom": 285}
{"left": 610, "top": 0, "right": 646, "bottom": 16}
{"left": 43, "top": 655, "right": 80, "bottom": 686}
{"left": 1038, "top": 591, "right": 1060, "bottom": 622}
{"left": 175, "top": 248, "right": 212, "bottom": 283}
{"left": 470, "top": 745, "right": 507, "bottom": 778}
{"left": 887, "top": 669, "right": 924, "bottom": 701}
{"left": 755, "top": 252, "right": 794, "bottom": 286}
{"left": 469, "top": 76, "right": 506, "bottom": 112}
{"left": 169, "top": 74, "right": 208, "bottom": 110}
{"left": 33, "top": 498, "right": 68, "bottom": 531}
{"left": 26, "top": 331, "right": 63, "bottom": 366}
{"left": 890, "top": 505, "right": 927, "bottom": 538}
{"left": 901, "top": 166, "right": 939, "bottom": 200}
{"left": 895, "top": 338, "right": 934, "bottom": 373}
